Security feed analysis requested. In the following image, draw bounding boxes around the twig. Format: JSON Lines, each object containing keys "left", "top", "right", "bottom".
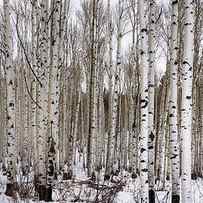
{"left": 23, "top": 69, "right": 42, "bottom": 109}
{"left": 15, "top": 14, "right": 42, "bottom": 88}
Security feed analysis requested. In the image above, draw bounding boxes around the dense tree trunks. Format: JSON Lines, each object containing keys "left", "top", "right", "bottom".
{"left": 199, "top": 52, "right": 203, "bottom": 175}
{"left": 73, "top": 87, "right": 81, "bottom": 168}
{"left": 0, "top": 77, "right": 7, "bottom": 162}
{"left": 192, "top": 0, "right": 203, "bottom": 178}
{"left": 180, "top": 0, "right": 194, "bottom": 202}
{"left": 96, "top": 70, "right": 104, "bottom": 171}
{"left": 156, "top": 77, "right": 169, "bottom": 187}
{"left": 138, "top": 0, "right": 149, "bottom": 202}
{"left": 3, "top": 0, "right": 17, "bottom": 196}
{"left": 169, "top": 0, "right": 180, "bottom": 201}
{"left": 0, "top": 0, "right": 203, "bottom": 202}
{"left": 128, "top": 87, "right": 135, "bottom": 173}
{"left": 59, "top": 74, "right": 66, "bottom": 169}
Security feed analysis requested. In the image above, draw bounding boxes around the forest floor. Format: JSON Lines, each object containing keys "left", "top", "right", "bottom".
{"left": 0, "top": 153, "right": 203, "bottom": 203}
{"left": 0, "top": 178, "right": 203, "bottom": 203}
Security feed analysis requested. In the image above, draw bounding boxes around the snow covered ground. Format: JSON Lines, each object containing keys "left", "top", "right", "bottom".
{"left": 0, "top": 153, "right": 203, "bottom": 203}
{"left": 0, "top": 179, "right": 203, "bottom": 202}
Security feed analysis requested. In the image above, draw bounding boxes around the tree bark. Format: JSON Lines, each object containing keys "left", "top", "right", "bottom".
{"left": 169, "top": 0, "right": 180, "bottom": 201}
{"left": 138, "top": 0, "right": 149, "bottom": 202}
{"left": 180, "top": 0, "right": 194, "bottom": 202}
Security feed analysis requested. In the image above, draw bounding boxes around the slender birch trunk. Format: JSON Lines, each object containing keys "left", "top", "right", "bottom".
{"left": 180, "top": 0, "right": 194, "bottom": 202}
{"left": 47, "top": 0, "right": 61, "bottom": 186}
{"left": 31, "top": 0, "right": 39, "bottom": 175}
{"left": 87, "top": 0, "right": 97, "bottom": 176}
{"left": 148, "top": 1, "right": 156, "bottom": 200}
{"left": 138, "top": 0, "right": 149, "bottom": 202}
{"left": 3, "top": 0, "right": 17, "bottom": 195}
{"left": 105, "top": 0, "right": 114, "bottom": 178}
{"left": 107, "top": 0, "right": 123, "bottom": 177}
{"left": 37, "top": 0, "right": 49, "bottom": 200}
{"left": 169, "top": 0, "right": 180, "bottom": 201}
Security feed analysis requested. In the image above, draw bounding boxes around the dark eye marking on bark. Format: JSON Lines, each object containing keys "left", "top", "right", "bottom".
{"left": 140, "top": 148, "right": 146, "bottom": 153}
{"left": 141, "top": 168, "right": 148, "bottom": 172}
{"left": 9, "top": 102, "right": 14, "bottom": 107}
{"left": 9, "top": 80, "right": 13, "bottom": 85}
{"left": 171, "top": 154, "right": 178, "bottom": 159}
{"left": 172, "top": 0, "right": 178, "bottom": 4}
{"left": 149, "top": 131, "right": 155, "bottom": 141}
{"left": 148, "top": 146, "right": 153, "bottom": 150}
{"left": 140, "top": 99, "right": 148, "bottom": 108}
{"left": 141, "top": 28, "right": 147, "bottom": 32}
{"left": 186, "top": 96, "right": 191, "bottom": 99}
{"left": 183, "top": 60, "right": 192, "bottom": 71}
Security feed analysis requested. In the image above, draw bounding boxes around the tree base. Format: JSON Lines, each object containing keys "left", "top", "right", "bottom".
{"left": 91, "top": 172, "right": 96, "bottom": 182}
{"left": 131, "top": 172, "right": 137, "bottom": 179}
{"left": 5, "top": 183, "right": 17, "bottom": 199}
{"left": 38, "top": 185, "right": 52, "bottom": 202}
{"left": 172, "top": 195, "right": 180, "bottom": 203}
{"left": 191, "top": 172, "right": 198, "bottom": 180}
{"left": 149, "top": 189, "right": 155, "bottom": 203}
{"left": 63, "top": 170, "right": 72, "bottom": 180}
{"left": 104, "top": 174, "right": 110, "bottom": 181}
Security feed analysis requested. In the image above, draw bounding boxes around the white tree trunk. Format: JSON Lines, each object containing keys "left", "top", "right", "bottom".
{"left": 180, "top": 0, "right": 194, "bottom": 202}
{"left": 169, "top": 0, "right": 180, "bottom": 201}
{"left": 47, "top": 0, "right": 61, "bottom": 185}
{"left": 3, "top": 0, "right": 17, "bottom": 187}
{"left": 138, "top": 0, "right": 149, "bottom": 202}
{"left": 37, "top": 0, "right": 49, "bottom": 194}
{"left": 148, "top": 0, "right": 156, "bottom": 193}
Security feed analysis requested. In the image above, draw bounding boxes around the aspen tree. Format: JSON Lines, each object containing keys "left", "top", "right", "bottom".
{"left": 105, "top": 0, "right": 114, "bottom": 178}
{"left": 87, "top": 0, "right": 97, "bottom": 177}
{"left": 106, "top": 0, "right": 124, "bottom": 178}
{"left": 148, "top": 1, "right": 156, "bottom": 201}
{"left": 31, "top": 0, "right": 39, "bottom": 173}
{"left": 127, "top": 0, "right": 139, "bottom": 176}
{"left": 180, "top": 0, "right": 194, "bottom": 202}
{"left": 47, "top": 0, "right": 61, "bottom": 188}
{"left": 138, "top": 0, "right": 149, "bottom": 202}
{"left": 37, "top": 0, "right": 49, "bottom": 200}
{"left": 3, "top": 0, "right": 17, "bottom": 196}
{"left": 169, "top": 0, "right": 180, "bottom": 202}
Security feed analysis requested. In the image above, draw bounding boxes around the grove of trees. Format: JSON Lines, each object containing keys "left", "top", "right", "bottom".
{"left": 0, "top": 0, "right": 202, "bottom": 202}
